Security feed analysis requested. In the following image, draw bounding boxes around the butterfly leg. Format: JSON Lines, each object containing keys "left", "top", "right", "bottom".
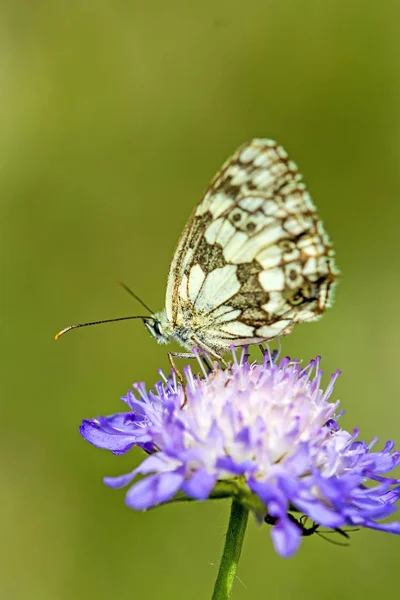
{"left": 201, "top": 355, "right": 214, "bottom": 372}
{"left": 169, "top": 351, "right": 198, "bottom": 360}
{"left": 191, "top": 335, "right": 228, "bottom": 368}
{"left": 169, "top": 351, "right": 209, "bottom": 408}
{"left": 168, "top": 351, "right": 213, "bottom": 375}
{"left": 168, "top": 349, "right": 217, "bottom": 408}
{"left": 167, "top": 352, "right": 187, "bottom": 407}
{"left": 168, "top": 352, "right": 195, "bottom": 379}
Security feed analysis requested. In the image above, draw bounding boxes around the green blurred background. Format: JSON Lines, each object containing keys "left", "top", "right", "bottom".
{"left": 2, "top": 1, "right": 400, "bottom": 598}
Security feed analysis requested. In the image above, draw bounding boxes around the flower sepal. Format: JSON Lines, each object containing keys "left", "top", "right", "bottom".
{"left": 155, "top": 477, "right": 267, "bottom": 517}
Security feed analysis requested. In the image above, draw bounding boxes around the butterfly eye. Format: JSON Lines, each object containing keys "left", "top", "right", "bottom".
{"left": 153, "top": 320, "right": 163, "bottom": 337}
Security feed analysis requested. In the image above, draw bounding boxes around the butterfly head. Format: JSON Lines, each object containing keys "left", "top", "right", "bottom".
{"left": 144, "top": 310, "right": 174, "bottom": 345}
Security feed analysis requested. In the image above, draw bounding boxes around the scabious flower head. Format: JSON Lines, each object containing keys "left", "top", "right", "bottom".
{"left": 81, "top": 349, "right": 400, "bottom": 557}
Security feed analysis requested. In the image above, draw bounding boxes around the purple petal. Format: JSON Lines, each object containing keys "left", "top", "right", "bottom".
{"left": 125, "top": 472, "right": 184, "bottom": 510}
{"left": 271, "top": 517, "right": 302, "bottom": 558}
{"left": 249, "top": 479, "right": 287, "bottom": 506}
{"left": 104, "top": 470, "right": 139, "bottom": 489}
{"left": 216, "top": 456, "right": 255, "bottom": 475}
{"left": 80, "top": 419, "right": 135, "bottom": 454}
{"left": 282, "top": 444, "right": 310, "bottom": 477}
{"left": 182, "top": 469, "right": 217, "bottom": 500}
{"left": 362, "top": 521, "right": 400, "bottom": 534}
{"left": 104, "top": 454, "right": 179, "bottom": 489}
{"left": 380, "top": 487, "right": 400, "bottom": 505}
{"left": 293, "top": 499, "right": 344, "bottom": 528}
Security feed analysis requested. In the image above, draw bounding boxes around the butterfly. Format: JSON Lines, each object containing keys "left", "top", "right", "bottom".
{"left": 144, "top": 138, "right": 339, "bottom": 364}
{"left": 56, "top": 139, "right": 339, "bottom": 368}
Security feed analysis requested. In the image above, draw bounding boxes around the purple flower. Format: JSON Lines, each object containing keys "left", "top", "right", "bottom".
{"left": 80, "top": 350, "right": 400, "bottom": 557}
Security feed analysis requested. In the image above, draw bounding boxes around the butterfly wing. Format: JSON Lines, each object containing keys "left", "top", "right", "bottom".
{"left": 165, "top": 139, "right": 338, "bottom": 353}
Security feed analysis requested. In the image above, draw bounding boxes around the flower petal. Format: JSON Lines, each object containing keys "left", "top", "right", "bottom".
{"left": 182, "top": 469, "right": 217, "bottom": 500}
{"left": 80, "top": 418, "right": 136, "bottom": 454}
{"left": 271, "top": 517, "right": 302, "bottom": 558}
{"left": 125, "top": 472, "right": 184, "bottom": 510}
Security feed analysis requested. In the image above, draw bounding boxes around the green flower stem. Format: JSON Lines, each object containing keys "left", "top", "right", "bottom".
{"left": 212, "top": 499, "right": 249, "bottom": 599}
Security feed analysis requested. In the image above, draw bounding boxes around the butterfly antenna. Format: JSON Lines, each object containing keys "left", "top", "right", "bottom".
{"left": 118, "top": 281, "right": 154, "bottom": 314}
{"left": 55, "top": 315, "right": 152, "bottom": 340}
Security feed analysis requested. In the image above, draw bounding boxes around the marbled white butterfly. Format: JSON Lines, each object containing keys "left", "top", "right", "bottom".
{"left": 56, "top": 139, "right": 339, "bottom": 366}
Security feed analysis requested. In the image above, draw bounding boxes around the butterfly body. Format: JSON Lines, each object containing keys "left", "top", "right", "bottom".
{"left": 146, "top": 139, "right": 339, "bottom": 359}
